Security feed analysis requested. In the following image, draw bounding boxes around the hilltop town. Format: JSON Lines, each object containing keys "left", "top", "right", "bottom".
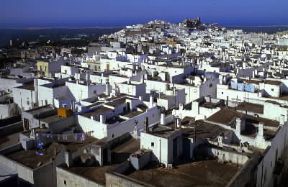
{"left": 0, "top": 18, "right": 288, "bottom": 187}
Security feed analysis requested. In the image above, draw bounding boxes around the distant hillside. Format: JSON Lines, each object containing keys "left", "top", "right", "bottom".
{"left": 0, "top": 28, "right": 121, "bottom": 47}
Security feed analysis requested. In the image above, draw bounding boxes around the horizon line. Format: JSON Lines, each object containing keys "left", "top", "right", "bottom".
{"left": 1, "top": 21, "right": 288, "bottom": 30}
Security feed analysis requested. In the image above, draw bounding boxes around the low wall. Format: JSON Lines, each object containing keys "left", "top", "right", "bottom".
{"left": 226, "top": 154, "right": 261, "bottom": 187}
{"left": 56, "top": 166, "right": 104, "bottom": 187}
{"left": 211, "top": 147, "right": 249, "bottom": 165}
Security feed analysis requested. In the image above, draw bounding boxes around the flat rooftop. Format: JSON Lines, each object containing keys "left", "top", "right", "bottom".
{"left": 62, "top": 136, "right": 98, "bottom": 152}
{"left": 105, "top": 97, "right": 127, "bottom": 108}
{"left": 64, "top": 165, "right": 117, "bottom": 185}
{"left": 16, "top": 82, "right": 35, "bottom": 91}
{"left": 243, "top": 79, "right": 282, "bottom": 86}
{"left": 122, "top": 110, "right": 144, "bottom": 118}
{"left": 42, "top": 82, "right": 65, "bottom": 88}
{"left": 6, "top": 136, "right": 98, "bottom": 169}
{"left": 105, "top": 94, "right": 127, "bottom": 101}
{"left": 125, "top": 160, "right": 239, "bottom": 187}
{"left": 236, "top": 102, "right": 264, "bottom": 114}
{"left": 182, "top": 120, "right": 233, "bottom": 141}
{"left": 148, "top": 125, "right": 180, "bottom": 139}
{"left": 25, "top": 105, "right": 54, "bottom": 116}
{"left": 0, "top": 132, "right": 20, "bottom": 150}
{"left": 201, "top": 101, "right": 222, "bottom": 109}
{"left": 207, "top": 108, "right": 279, "bottom": 128}
{"left": 111, "top": 138, "right": 139, "bottom": 154}
{"left": 61, "top": 137, "right": 139, "bottom": 185}
{"left": 105, "top": 116, "right": 126, "bottom": 124}
{"left": 40, "top": 114, "right": 68, "bottom": 124}
{"left": 82, "top": 96, "right": 99, "bottom": 103}
{"left": 180, "top": 116, "right": 195, "bottom": 127}
{"left": 81, "top": 106, "right": 113, "bottom": 118}
{"left": 207, "top": 108, "right": 242, "bottom": 125}
{"left": 6, "top": 143, "right": 63, "bottom": 169}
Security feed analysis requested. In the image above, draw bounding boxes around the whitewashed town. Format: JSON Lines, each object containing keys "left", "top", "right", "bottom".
{"left": 1, "top": 18, "right": 288, "bottom": 187}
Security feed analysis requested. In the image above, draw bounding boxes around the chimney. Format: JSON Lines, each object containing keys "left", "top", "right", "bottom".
{"left": 138, "top": 96, "right": 143, "bottom": 101}
{"left": 223, "top": 76, "right": 227, "bottom": 84}
{"left": 243, "top": 62, "right": 246, "bottom": 69}
{"left": 235, "top": 118, "right": 242, "bottom": 137}
{"left": 31, "top": 128, "right": 36, "bottom": 138}
{"left": 86, "top": 72, "right": 90, "bottom": 85}
{"left": 99, "top": 115, "right": 105, "bottom": 124}
{"left": 101, "top": 73, "right": 104, "bottom": 84}
{"left": 257, "top": 123, "right": 264, "bottom": 138}
{"left": 160, "top": 113, "right": 165, "bottom": 125}
{"left": 179, "top": 103, "right": 184, "bottom": 111}
{"left": 149, "top": 95, "right": 154, "bottom": 108}
{"left": 141, "top": 74, "right": 145, "bottom": 84}
{"left": 176, "top": 118, "right": 181, "bottom": 129}
{"left": 105, "top": 82, "right": 110, "bottom": 95}
{"left": 90, "top": 115, "right": 94, "bottom": 120}
{"left": 145, "top": 118, "right": 149, "bottom": 133}
{"left": 258, "top": 91, "right": 262, "bottom": 98}
{"left": 173, "top": 87, "right": 176, "bottom": 96}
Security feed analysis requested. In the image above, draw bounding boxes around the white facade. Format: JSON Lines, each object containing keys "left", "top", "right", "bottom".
{"left": 12, "top": 87, "right": 36, "bottom": 111}
{"left": 140, "top": 130, "right": 182, "bottom": 166}
{"left": 66, "top": 81, "right": 107, "bottom": 101}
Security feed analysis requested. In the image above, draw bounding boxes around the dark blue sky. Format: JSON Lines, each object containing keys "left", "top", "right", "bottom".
{"left": 1, "top": 0, "right": 288, "bottom": 28}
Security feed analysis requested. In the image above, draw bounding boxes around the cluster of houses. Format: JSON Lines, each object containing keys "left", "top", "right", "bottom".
{"left": 0, "top": 19, "right": 288, "bottom": 187}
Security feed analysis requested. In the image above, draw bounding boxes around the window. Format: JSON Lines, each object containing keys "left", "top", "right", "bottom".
{"left": 64, "top": 180, "right": 66, "bottom": 185}
{"left": 271, "top": 88, "right": 274, "bottom": 91}
{"left": 209, "top": 83, "right": 213, "bottom": 88}
{"left": 41, "top": 123, "right": 45, "bottom": 128}
{"left": 222, "top": 92, "right": 224, "bottom": 94}
{"left": 112, "top": 134, "right": 114, "bottom": 138}
{"left": 151, "top": 142, "right": 154, "bottom": 147}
